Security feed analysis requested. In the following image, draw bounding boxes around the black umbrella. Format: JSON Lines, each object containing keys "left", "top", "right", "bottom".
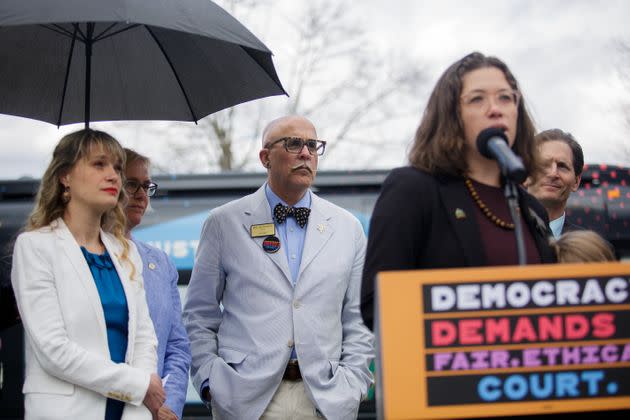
{"left": 0, "top": 0, "right": 286, "bottom": 127}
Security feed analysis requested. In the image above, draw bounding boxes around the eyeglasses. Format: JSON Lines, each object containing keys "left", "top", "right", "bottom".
{"left": 460, "top": 89, "right": 521, "bottom": 111}
{"left": 265, "top": 137, "right": 327, "bottom": 156}
{"left": 124, "top": 180, "right": 158, "bottom": 197}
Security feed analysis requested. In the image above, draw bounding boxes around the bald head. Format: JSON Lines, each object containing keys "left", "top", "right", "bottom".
{"left": 258, "top": 115, "right": 319, "bottom": 205}
{"left": 261, "top": 115, "right": 317, "bottom": 147}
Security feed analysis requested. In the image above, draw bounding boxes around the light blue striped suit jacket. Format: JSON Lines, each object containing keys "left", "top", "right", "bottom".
{"left": 134, "top": 239, "right": 191, "bottom": 418}
{"left": 183, "top": 185, "right": 374, "bottom": 420}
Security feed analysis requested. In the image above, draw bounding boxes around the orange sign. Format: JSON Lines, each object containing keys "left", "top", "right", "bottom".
{"left": 376, "top": 263, "right": 630, "bottom": 419}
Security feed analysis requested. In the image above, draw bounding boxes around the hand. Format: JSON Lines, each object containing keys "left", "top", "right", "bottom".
{"left": 202, "top": 386, "right": 211, "bottom": 402}
{"left": 143, "top": 373, "right": 166, "bottom": 417}
{"left": 157, "top": 405, "right": 178, "bottom": 420}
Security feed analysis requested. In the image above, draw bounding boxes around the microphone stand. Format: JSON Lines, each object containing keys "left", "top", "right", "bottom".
{"left": 503, "top": 176, "right": 526, "bottom": 265}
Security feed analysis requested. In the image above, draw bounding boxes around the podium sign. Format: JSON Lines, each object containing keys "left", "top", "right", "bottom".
{"left": 376, "top": 263, "right": 630, "bottom": 419}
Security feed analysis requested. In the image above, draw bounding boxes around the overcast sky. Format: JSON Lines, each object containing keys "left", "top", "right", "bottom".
{"left": 0, "top": 0, "right": 629, "bottom": 179}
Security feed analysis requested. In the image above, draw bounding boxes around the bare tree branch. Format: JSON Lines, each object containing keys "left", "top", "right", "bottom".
{"left": 160, "top": 0, "right": 427, "bottom": 172}
{"left": 615, "top": 39, "right": 630, "bottom": 162}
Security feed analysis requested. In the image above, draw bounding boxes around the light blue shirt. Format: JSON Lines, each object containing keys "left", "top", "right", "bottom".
{"left": 265, "top": 184, "right": 311, "bottom": 286}
{"left": 266, "top": 184, "right": 311, "bottom": 360}
{"left": 549, "top": 212, "right": 566, "bottom": 239}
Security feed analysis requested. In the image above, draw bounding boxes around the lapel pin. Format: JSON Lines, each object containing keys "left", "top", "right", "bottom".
{"left": 262, "top": 235, "right": 281, "bottom": 253}
{"left": 250, "top": 223, "right": 275, "bottom": 238}
{"left": 148, "top": 262, "right": 156, "bottom": 270}
{"left": 317, "top": 223, "right": 325, "bottom": 233}
{"left": 455, "top": 208, "right": 466, "bottom": 219}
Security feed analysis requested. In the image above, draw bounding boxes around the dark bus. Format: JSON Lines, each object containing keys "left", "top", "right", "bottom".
{"left": 1, "top": 166, "right": 629, "bottom": 418}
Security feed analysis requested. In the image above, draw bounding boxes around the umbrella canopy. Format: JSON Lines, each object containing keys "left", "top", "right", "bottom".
{"left": 0, "top": 0, "right": 286, "bottom": 127}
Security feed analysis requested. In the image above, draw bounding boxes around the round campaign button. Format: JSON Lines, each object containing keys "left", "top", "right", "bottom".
{"left": 262, "top": 235, "right": 281, "bottom": 253}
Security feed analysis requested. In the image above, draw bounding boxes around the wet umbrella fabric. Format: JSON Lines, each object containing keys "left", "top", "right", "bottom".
{"left": 0, "top": 0, "right": 286, "bottom": 127}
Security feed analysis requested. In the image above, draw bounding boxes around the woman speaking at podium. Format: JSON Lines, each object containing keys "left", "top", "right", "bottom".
{"left": 361, "top": 52, "right": 557, "bottom": 330}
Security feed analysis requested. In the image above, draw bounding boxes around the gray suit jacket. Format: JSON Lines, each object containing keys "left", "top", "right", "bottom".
{"left": 183, "top": 185, "right": 374, "bottom": 420}
{"left": 561, "top": 213, "right": 584, "bottom": 235}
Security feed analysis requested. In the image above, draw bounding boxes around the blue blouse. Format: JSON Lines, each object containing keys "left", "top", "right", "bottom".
{"left": 81, "top": 247, "right": 129, "bottom": 420}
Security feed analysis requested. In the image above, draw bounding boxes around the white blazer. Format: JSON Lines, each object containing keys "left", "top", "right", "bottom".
{"left": 184, "top": 186, "right": 374, "bottom": 420}
{"left": 11, "top": 218, "right": 157, "bottom": 420}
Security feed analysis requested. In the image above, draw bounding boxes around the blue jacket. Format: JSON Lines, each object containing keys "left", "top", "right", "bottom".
{"left": 134, "top": 239, "right": 191, "bottom": 418}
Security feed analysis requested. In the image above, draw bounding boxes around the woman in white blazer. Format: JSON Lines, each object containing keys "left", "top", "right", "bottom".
{"left": 11, "top": 129, "right": 164, "bottom": 420}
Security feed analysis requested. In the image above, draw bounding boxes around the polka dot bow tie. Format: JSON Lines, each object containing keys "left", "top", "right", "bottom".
{"left": 273, "top": 203, "right": 311, "bottom": 228}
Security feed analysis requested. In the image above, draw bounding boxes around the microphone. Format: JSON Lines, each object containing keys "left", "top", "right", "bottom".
{"left": 476, "top": 127, "right": 527, "bottom": 183}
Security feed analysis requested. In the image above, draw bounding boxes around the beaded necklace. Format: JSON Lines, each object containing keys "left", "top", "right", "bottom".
{"left": 464, "top": 178, "right": 515, "bottom": 230}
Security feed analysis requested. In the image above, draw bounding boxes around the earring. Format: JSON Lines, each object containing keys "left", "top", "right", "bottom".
{"left": 62, "top": 185, "right": 71, "bottom": 204}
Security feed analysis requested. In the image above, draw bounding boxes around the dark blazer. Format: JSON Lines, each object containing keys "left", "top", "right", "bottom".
{"left": 561, "top": 214, "right": 585, "bottom": 235}
{"left": 361, "top": 166, "right": 557, "bottom": 330}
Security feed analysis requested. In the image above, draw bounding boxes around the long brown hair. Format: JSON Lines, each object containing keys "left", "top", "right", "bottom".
{"left": 409, "top": 52, "right": 537, "bottom": 177}
{"left": 27, "top": 129, "right": 136, "bottom": 279}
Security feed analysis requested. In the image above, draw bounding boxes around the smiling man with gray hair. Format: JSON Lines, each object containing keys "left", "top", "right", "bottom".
{"left": 183, "top": 115, "right": 374, "bottom": 420}
{"left": 526, "top": 128, "right": 584, "bottom": 238}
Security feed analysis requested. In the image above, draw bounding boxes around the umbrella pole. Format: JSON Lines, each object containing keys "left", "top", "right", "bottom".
{"left": 84, "top": 23, "right": 94, "bottom": 129}
{"left": 56, "top": 25, "right": 78, "bottom": 128}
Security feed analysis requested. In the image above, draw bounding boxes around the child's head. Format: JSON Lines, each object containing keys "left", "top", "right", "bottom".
{"left": 552, "top": 230, "right": 616, "bottom": 263}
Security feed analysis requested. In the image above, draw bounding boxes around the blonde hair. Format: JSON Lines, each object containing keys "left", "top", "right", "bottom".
{"left": 27, "top": 129, "right": 136, "bottom": 280}
{"left": 124, "top": 148, "right": 150, "bottom": 168}
{"left": 123, "top": 147, "right": 153, "bottom": 225}
{"left": 552, "top": 230, "right": 616, "bottom": 263}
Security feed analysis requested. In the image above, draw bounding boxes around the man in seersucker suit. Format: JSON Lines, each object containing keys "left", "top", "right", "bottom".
{"left": 183, "top": 115, "right": 374, "bottom": 420}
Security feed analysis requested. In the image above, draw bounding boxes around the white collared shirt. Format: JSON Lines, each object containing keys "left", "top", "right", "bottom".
{"left": 549, "top": 212, "right": 566, "bottom": 239}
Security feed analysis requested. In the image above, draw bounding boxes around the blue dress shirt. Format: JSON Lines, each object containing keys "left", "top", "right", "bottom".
{"left": 81, "top": 247, "right": 128, "bottom": 420}
{"left": 550, "top": 212, "right": 566, "bottom": 239}
{"left": 265, "top": 184, "right": 310, "bottom": 359}
{"left": 265, "top": 184, "right": 311, "bottom": 285}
